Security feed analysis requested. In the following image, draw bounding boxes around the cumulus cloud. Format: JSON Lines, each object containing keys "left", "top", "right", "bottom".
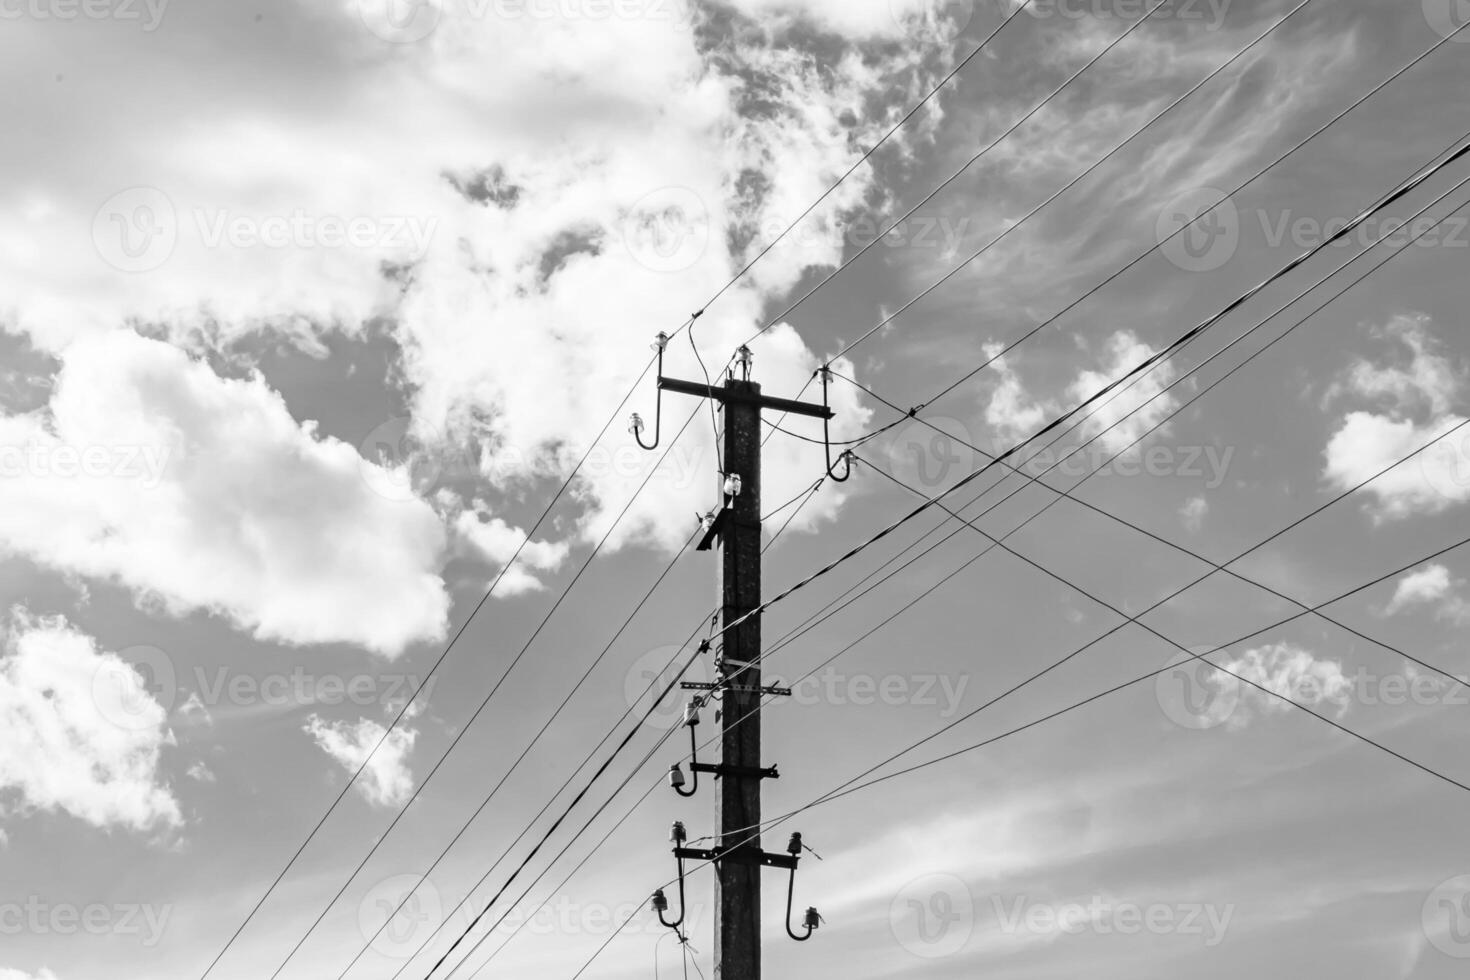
{"left": 1180, "top": 495, "right": 1208, "bottom": 532}
{"left": 1384, "top": 564, "right": 1470, "bottom": 623}
{"left": 1322, "top": 317, "right": 1470, "bottom": 520}
{"left": 0, "top": 331, "right": 450, "bottom": 657}
{"left": 0, "top": 2, "right": 933, "bottom": 570}
{"left": 304, "top": 714, "right": 417, "bottom": 809}
{"left": 982, "top": 341, "right": 1052, "bottom": 446}
{"left": 1068, "top": 331, "right": 1179, "bottom": 455}
{"left": 450, "top": 499, "right": 570, "bottom": 596}
{"left": 0, "top": 610, "right": 179, "bottom": 832}
{"left": 1209, "top": 642, "right": 1352, "bottom": 731}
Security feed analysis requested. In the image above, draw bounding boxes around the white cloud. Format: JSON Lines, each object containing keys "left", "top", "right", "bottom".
{"left": 304, "top": 714, "right": 417, "bottom": 809}
{"left": 1, "top": 3, "right": 921, "bottom": 563}
{"left": 1180, "top": 495, "right": 1208, "bottom": 532}
{"left": 1333, "top": 315, "right": 1460, "bottom": 417}
{"left": 982, "top": 341, "right": 1051, "bottom": 446}
{"left": 0, "top": 331, "right": 450, "bottom": 657}
{"left": 1385, "top": 564, "right": 1470, "bottom": 623}
{"left": 451, "top": 500, "right": 570, "bottom": 596}
{"left": 186, "top": 761, "right": 217, "bottom": 784}
{"left": 1212, "top": 642, "right": 1352, "bottom": 731}
{"left": 1323, "top": 317, "right": 1470, "bottom": 521}
{"left": 0, "top": 610, "right": 180, "bottom": 832}
{"left": 0, "top": 970, "right": 60, "bottom": 980}
{"left": 1067, "top": 331, "right": 1179, "bottom": 456}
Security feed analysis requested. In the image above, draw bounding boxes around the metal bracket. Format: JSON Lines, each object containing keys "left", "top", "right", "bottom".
{"left": 690, "top": 762, "right": 779, "bottom": 781}
{"left": 674, "top": 845, "right": 799, "bottom": 870}
{"left": 681, "top": 681, "right": 792, "bottom": 697}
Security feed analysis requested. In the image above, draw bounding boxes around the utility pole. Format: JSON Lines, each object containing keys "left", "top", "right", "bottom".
{"left": 639, "top": 340, "right": 830, "bottom": 979}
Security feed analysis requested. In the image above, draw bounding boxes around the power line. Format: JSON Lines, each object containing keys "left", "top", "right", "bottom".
{"left": 195, "top": 350, "right": 658, "bottom": 979}
{"left": 704, "top": 179, "right": 1470, "bottom": 837}
{"left": 337, "top": 524, "right": 700, "bottom": 977}
{"left": 693, "top": 129, "right": 1470, "bottom": 683}
{"left": 269, "top": 404, "right": 704, "bottom": 977}
{"left": 481, "top": 167, "right": 1470, "bottom": 980}
{"left": 369, "top": 469, "right": 822, "bottom": 979}
{"left": 779, "top": 529, "right": 1470, "bottom": 825}
{"left": 197, "top": 11, "right": 1058, "bottom": 970}
{"left": 739, "top": 0, "right": 1183, "bottom": 347}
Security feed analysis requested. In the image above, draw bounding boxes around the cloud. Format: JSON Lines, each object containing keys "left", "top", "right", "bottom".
{"left": 450, "top": 499, "right": 570, "bottom": 596}
{"left": 1322, "top": 318, "right": 1469, "bottom": 521}
{"left": 0, "top": 970, "right": 60, "bottom": 980}
{"left": 1211, "top": 642, "right": 1352, "bottom": 731}
{"left": 1068, "top": 331, "right": 1179, "bottom": 456}
{"left": 1, "top": 3, "right": 921, "bottom": 564}
{"left": 1384, "top": 564, "right": 1470, "bottom": 623}
{"left": 0, "top": 610, "right": 180, "bottom": 832}
{"left": 0, "top": 331, "right": 450, "bottom": 657}
{"left": 982, "top": 341, "right": 1052, "bottom": 446}
{"left": 304, "top": 714, "right": 417, "bottom": 809}
{"left": 1180, "top": 495, "right": 1208, "bottom": 532}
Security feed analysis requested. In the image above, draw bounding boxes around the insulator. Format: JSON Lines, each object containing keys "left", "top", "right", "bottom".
{"left": 786, "top": 832, "right": 803, "bottom": 856}
{"left": 628, "top": 413, "right": 644, "bottom": 436}
{"left": 668, "top": 764, "right": 686, "bottom": 789}
{"left": 670, "top": 820, "right": 687, "bottom": 844}
{"left": 803, "top": 907, "right": 821, "bottom": 931}
{"left": 651, "top": 332, "right": 670, "bottom": 353}
{"left": 682, "top": 700, "right": 701, "bottom": 727}
{"left": 736, "top": 345, "right": 754, "bottom": 374}
{"left": 723, "top": 473, "right": 742, "bottom": 498}
{"left": 651, "top": 889, "right": 669, "bottom": 914}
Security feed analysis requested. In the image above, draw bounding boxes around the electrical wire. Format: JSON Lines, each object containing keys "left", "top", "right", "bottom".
{"left": 494, "top": 167, "right": 1470, "bottom": 980}
{"left": 197, "top": 6, "right": 1079, "bottom": 970}
{"left": 270, "top": 403, "right": 704, "bottom": 978}
{"left": 693, "top": 130, "right": 1470, "bottom": 685}
{"left": 195, "top": 350, "right": 656, "bottom": 979}
{"left": 739, "top": 0, "right": 1183, "bottom": 347}
{"left": 372, "top": 469, "right": 820, "bottom": 979}
{"left": 337, "top": 524, "right": 701, "bottom": 978}
{"left": 701, "top": 179, "right": 1470, "bottom": 840}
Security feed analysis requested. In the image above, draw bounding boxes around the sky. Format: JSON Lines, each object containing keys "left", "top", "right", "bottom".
{"left": 3, "top": 0, "right": 1470, "bottom": 978}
